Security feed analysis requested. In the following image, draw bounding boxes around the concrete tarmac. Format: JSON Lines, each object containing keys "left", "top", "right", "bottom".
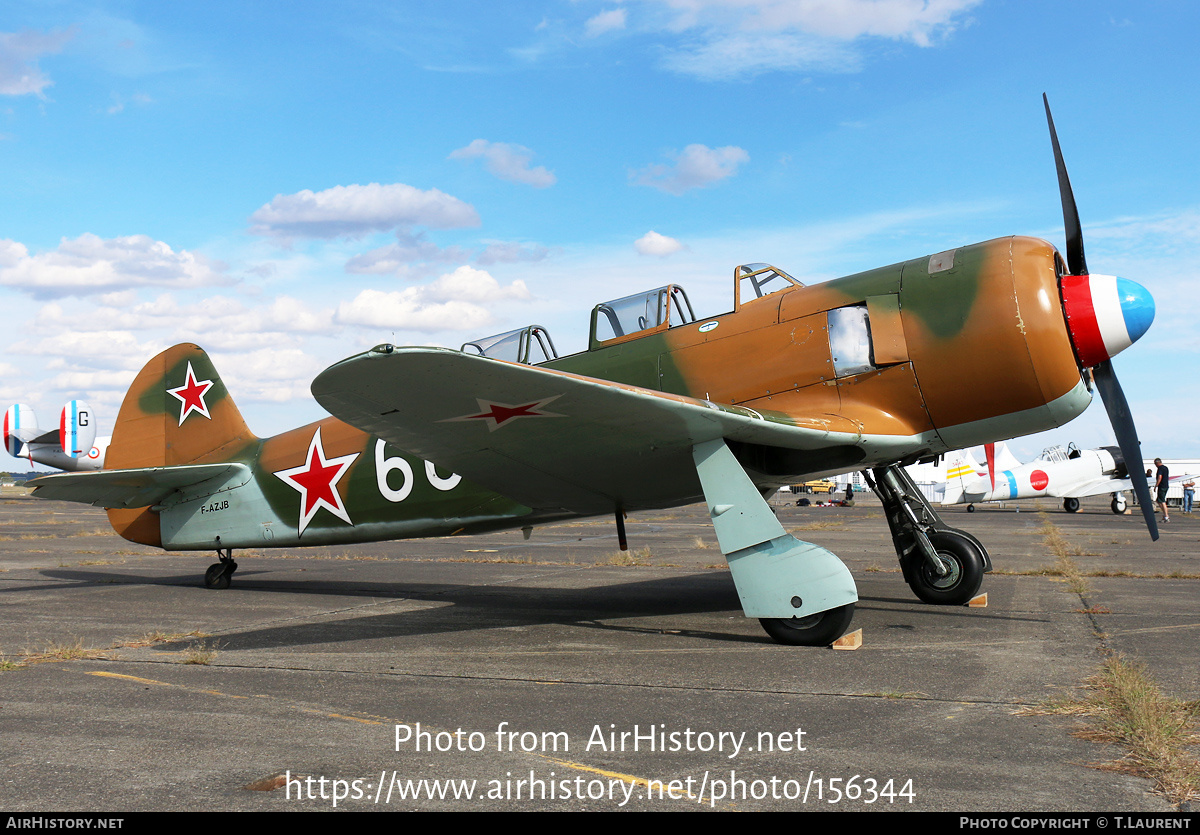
{"left": 1, "top": 489, "right": 1197, "bottom": 812}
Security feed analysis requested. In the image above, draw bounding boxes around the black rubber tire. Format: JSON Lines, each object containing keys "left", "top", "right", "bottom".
{"left": 204, "top": 563, "right": 231, "bottom": 590}
{"left": 908, "top": 532, "right": 984, "bottom": 605}
{"left": 1111, "top": 496, "right": 1126, "bottom": 514}
{"left": 759, "top": 604, "right": 855, "bottom": 646}
{"left": 966, "top": 504, "right": 975, "bottom": 513}
{"left": 1063, "top": 497, "right": 1080, "bottom": 513}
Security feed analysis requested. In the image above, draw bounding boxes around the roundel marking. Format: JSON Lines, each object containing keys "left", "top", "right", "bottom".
{"left": 1030, "top": 469, "right": 1049, "bottom": 491}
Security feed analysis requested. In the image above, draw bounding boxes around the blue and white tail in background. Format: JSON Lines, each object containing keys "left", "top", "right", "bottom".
{"left": 3, "top": 401, "right": 108, "bottom": 471}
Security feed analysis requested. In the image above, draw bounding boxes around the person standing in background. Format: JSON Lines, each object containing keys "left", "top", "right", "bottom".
{"left": 1154, "top": 458, "right": 1170, "bottom": 523}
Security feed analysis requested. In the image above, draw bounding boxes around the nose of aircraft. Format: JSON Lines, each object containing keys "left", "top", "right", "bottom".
{"left": 1060, "top": 273, "right": 1155, "bottom": 368}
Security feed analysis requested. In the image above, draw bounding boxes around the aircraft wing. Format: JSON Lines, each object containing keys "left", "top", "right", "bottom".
{"left": 28, "top": 463, "right": 250, "bottom": 509}
{"left": 312, "top": 347, "right": 865, "bottom": 514}
{"left": 1059, "top": 472, "right": 1199, "bottom": 499}
{"left": 1059, "top": 478, "right": 1131, "bottom": 499}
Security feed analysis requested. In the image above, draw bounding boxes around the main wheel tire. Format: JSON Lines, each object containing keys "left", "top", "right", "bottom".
{"left": 204, "top": 563, "right": 231, "bottom": 590}
{"left": 1111, "top": 496, "right": 1127, "bottom": 514}
{"left": 966, "top": 504, "right": 975, "bottom": 513}
{"left": 759, "top": 604, "right": 855, "bottom": 646}
{"left": 908, "top": 533, "right": 984, "bottom": 606}
{"left": 1063, "top": 497, "right": 1080, "bottom": 513}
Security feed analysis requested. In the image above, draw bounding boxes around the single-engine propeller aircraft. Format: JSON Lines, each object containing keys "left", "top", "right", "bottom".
{"left": 4, "top": 401, "right": 108, "bottom": 471}
{"left": 941, "top": 442, "right": 1189, "bottom": 515}
{"left": 28, "top": 97, "right": 1159, "bottom": 645}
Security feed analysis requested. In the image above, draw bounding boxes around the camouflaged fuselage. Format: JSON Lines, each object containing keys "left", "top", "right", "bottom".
{"left": 104, "top": 236, "right": 1088, "bottom": 551}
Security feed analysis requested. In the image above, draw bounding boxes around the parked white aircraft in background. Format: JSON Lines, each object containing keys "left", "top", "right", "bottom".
{"left": 3, "top": 402, "right": 108, "bottom": 472}
{"left": 942, "top": 442, "right": 1139, "bottom": 514}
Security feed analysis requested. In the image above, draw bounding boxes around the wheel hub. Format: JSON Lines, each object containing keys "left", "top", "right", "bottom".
{"left": 923, "top": 553, "right": 961, "bottom": 590}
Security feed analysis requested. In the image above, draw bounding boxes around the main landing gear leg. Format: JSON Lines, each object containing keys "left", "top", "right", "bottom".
{"left": 692, "top": 439, "right": 858, "bottom": 646}
{"left": 864, "top": 465, "right": 990, "bottom": 605}
{"left": 204, "top": 542, "right": 238, "bottom": 590}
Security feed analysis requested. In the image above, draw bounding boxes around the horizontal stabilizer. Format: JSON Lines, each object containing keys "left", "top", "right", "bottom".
{"left": 29, "top": 463, "right": 250, "bottom": 509}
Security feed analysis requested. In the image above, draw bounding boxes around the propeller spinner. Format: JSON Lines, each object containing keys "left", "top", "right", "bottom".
{"left": 1044, "top": 94, "right": 1159, "bottom": 540}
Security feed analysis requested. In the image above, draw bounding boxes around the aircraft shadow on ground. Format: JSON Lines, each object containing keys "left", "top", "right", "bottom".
{"left": 26, "top": 566, "right": 1048, "bottom": 649}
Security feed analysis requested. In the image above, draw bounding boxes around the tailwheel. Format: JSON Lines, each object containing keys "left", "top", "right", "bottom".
{"left": 759, "top": 604, "right": 855, "bottom": 646}
{"left": 204, "top": 547, "right": 237, "bottom": 590}
{"left": 966, "top": 504, "right": 975, "bottom": 513}
{"left": 1063, "top": 497, "right": 1081, "bottom": 513}
{"left": 908, "top": 532, "right": 984, "bottom": 605}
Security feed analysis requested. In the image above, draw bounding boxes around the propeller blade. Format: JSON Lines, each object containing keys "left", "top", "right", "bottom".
{"left": 1092, "top": 359, "right": 1159, "bottom": 541}
{"left": 1043, "top": 93, "right": 1089, "bottom": 277}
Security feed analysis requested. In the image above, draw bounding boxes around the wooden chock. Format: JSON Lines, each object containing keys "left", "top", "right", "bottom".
{"left": 832, "top": 629, "right": 863, "bottom": 650}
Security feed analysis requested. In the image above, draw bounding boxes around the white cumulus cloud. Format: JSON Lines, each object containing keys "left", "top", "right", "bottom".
{"left": 449, "top": 140, "right": 556, "bottom": 188}
{"left": 0, "top": 234, "right": 232, "bottom": 298}
{"left": 585, "top": 8, "right": 627, "bottom": 37}
{"left": 34, "top": 292, "right": 334, "bottom": 352}
{"left": 633, "top": 144, "right": 749, "bottom": 195}
{"left": 0, "top": 29, "right": 73, "bottom": 97}
{"left": 622, "top": 0, "right": 980, "bottom": 79}
{"left": 335, "top": 266, "right": 531, "bottom": 332}
{"left": 476, "top": 241, "right": 551, "bottom": 266}
{"left": 654, "top": 0, "right": 979, "bottom": 44}
{"left": 248, "top": 182, "right": 480, "bottom": 240}
{"left": 635, "top": 231, "right": 684, "bottom": 257}
{"left": 345, "top": 231, "right": 472, "bottom": 275}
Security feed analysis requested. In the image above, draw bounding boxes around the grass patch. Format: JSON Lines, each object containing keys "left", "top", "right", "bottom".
{"left": 19, "top": 638, "right": 112, "bottom": 666}
{"left": 606, "top": 547, "right": 651, "bottom": 566}
{"left": 1039, "top": 513, "right": 1091, "bottom": 597}
{"left": 115, "top": 630, "right": 210, "bottom": 649}
{"left": 182, "top": 641, "right": 219, "bottom": 665}
{"left": 790, "top": 521, "right": 851, "bottom": 532}
{"left": 992, "top": 566, "right": 1064, "bottom": 577}
{"left": 1018, "top": 656, "right": 1200, "bottom": 807}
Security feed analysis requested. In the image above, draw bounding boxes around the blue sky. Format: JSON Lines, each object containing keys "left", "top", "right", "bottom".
{"left": 2, "top": 0, "right": 1197, "bottom": 467}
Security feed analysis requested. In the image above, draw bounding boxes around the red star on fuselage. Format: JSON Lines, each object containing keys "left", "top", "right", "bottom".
{"left": 274, "top": 427, "right": 359, "bottom": 535}
{"left": 166, "top": 362, "right": 214, "bottom": 426}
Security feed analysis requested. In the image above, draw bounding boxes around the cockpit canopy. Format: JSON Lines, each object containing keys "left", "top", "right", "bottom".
{"left": 589, "top": 285, "right": 696, "bottom": 348}
{"left": 462, "top": 262, "right": 803, "bottom": 362}
{"left": 461, "top": 325, "right": 558, "bottom": 365}
{"left": 735, "top": 263, "right": 804, "bottom": 307}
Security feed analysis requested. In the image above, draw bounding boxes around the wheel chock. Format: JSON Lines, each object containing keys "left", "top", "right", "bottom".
{"left": 968, "top": 593, "right": 988, "bottom": 608}
{"left": 832, "top": 629, "right": 862, "bottom": 650}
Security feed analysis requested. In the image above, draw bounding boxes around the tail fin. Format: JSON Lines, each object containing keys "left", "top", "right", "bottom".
{"left": 107, "top": 344, "right": 258, "bottom": 470}
{"left": 59, "top": 400, "right": 97, "bottom": 459}
{"left": 4, "top": 403, "right": 38, "bottom": 458}
{"left": 106, "top": 344, "right": 258, "bottom": 547}
{"left": 943, "top": 448, "right": 980, "bottom": 481}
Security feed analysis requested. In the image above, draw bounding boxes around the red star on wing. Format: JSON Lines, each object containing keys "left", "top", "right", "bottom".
{"left": 273, "top": 427, "right": 360, "bottom": 535}
{"left": 443, "top": 396, "right": 564, "bottom": 432}
{"left": 166, "top": 362, "right": 215, "bottom": 426}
